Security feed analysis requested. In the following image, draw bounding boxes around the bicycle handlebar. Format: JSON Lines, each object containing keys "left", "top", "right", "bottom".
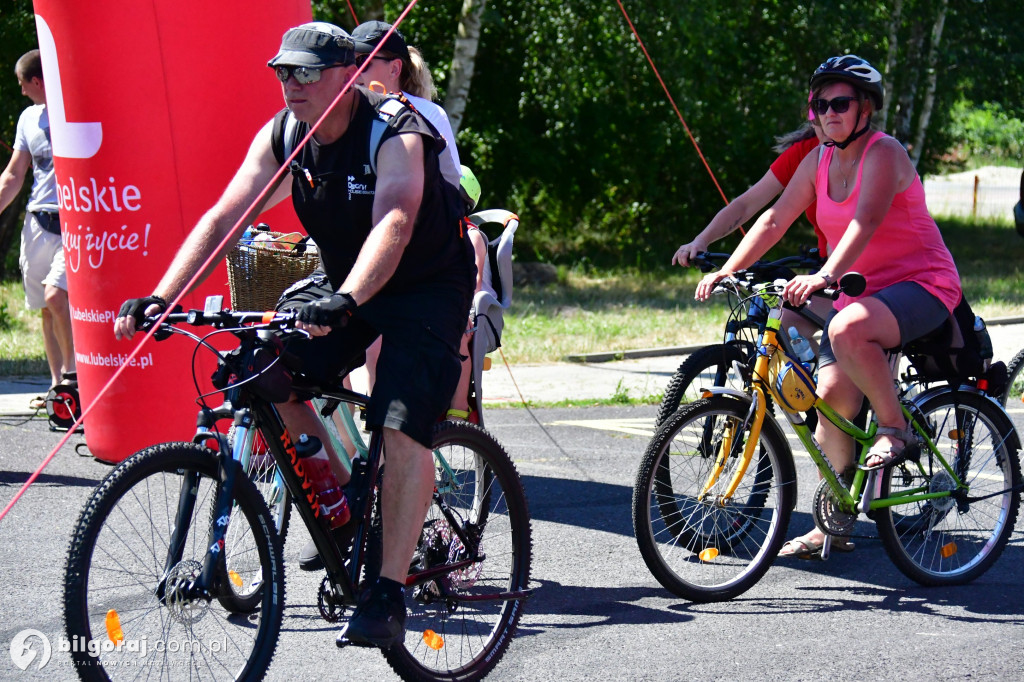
{"left": 691, "top": 248, "right": 825, "bottom": 276}
{"left": 141, "top": 308, "right": 298, "bottom": 334}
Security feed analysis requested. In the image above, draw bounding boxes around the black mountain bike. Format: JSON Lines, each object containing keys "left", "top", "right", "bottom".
{"left": 63, "top": 302, "right": 533, "bottom": 681}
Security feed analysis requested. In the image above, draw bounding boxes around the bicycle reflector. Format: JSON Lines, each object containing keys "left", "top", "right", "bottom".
{"left": 775, "top": 361, "right": 817, "bottom": 413}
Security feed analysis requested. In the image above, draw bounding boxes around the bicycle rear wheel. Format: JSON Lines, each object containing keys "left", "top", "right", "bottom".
{"left": 877, "top": 390, "right": 1021, "bottom": 586}
{"left": 64, "top": 442, "right": 285, "bottom": 681}
{"left": 1001, "top": 347, "right": 1024, "bottom": 407}
{"left": 655, "top": 344, "right": 750, "bottom": 426}
{"left": 233, "top": 424, "right": 291, "bottom": 539}
{"left": 382, "top": 421, "right": 531, "bottom": 682}
{"left": 633, "top": 396, "right": 795, "bottom": 602}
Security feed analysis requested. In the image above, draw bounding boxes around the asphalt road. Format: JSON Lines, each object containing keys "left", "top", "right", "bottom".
{"left": 1, "top": 403, "right": 1023, "bottom": 681}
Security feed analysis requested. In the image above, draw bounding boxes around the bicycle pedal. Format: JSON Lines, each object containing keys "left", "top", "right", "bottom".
{"left": 335, "top": 623, "right": 376, "bottom": 649}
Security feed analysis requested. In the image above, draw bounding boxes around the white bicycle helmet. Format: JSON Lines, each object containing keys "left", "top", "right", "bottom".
{"left": 810, "top": 54, "right": 884, "bottom": 110}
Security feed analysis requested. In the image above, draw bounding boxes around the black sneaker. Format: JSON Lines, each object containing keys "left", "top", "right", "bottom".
{"left": 298, "top": 539, "right": 323, "bottom": 572}
{"left": 337, "top": 589, "right": 406, "bottom": 649}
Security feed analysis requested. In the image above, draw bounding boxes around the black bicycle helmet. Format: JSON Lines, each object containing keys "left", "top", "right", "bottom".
{"left": 809, "top": 54, "right": 884, "bottom": 110}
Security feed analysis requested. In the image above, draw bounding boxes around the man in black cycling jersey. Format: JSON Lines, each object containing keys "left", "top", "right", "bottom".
{"left": 114, "top": 22, "right": 474, "bottom": 648}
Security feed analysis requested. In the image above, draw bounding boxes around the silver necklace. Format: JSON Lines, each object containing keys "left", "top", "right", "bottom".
{"left": 836, "top": 154, "right": 859, "bottom": 188}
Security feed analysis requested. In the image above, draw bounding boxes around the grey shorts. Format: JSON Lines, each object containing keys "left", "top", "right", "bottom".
{"left": 818, "top": 281, "right": 949, "bottom": 368}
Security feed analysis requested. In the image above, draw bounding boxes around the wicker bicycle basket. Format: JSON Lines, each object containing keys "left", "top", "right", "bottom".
{"left": 226, "top": 233, "right": 320, "bottom": 311}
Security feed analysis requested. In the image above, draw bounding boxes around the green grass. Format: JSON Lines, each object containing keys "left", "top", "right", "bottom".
{"left": 0, "top": 281, "right": 49, "bottom": 376}
{"left": 501, "top": 214, "right": 1024, "bottom": 364}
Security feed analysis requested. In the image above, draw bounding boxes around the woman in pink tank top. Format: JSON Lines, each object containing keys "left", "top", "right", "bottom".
{"left": 695, "top": 55, "right": 963, "bottom": 558}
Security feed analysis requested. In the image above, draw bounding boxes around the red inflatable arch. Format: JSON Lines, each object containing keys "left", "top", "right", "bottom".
{"left": 33, "top": 0, "right": 311, "bottom": 462}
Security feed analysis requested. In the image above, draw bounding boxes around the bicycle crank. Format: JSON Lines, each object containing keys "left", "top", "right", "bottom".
{"left": 812, "top": 478, "right": 856, "bottom": 536}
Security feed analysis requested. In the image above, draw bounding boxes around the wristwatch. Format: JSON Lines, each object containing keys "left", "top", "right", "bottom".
{"left": 818, "top": 271, "right": 836, "bottom": 287}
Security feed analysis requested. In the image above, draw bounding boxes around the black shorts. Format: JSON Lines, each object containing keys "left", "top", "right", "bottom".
{"left": 278, "top": 273, "right": 470, "bottom": 448}
{"left": 818, "top": 281, "right": 949, "bottom": 368}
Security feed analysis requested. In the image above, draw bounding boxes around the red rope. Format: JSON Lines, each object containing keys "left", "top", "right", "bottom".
{"left": 345, "top": 0, "right": 359, "bottom": 25}
{"left": 614, "top": 0, "right": 731, "bottom": 210}
{"left": 0, "top": 3, "right": 419, "bottom": 524}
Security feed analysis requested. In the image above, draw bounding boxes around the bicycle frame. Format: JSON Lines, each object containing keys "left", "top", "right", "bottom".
{"left": 710, "top": 284, "right": 969, "bottom": 518}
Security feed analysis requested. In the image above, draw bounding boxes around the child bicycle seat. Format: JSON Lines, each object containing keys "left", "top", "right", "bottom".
{"left": 467, "top": 209, "right": 519, "bottom": 424}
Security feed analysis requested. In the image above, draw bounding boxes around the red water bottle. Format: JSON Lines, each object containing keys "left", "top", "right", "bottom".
{"left": 295, "top": 434, "right": 351, "bottom": 528}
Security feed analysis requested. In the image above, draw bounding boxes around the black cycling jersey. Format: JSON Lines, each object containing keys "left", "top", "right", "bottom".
{"left": 271, "top": 86, "right": 473, "bottom": 297}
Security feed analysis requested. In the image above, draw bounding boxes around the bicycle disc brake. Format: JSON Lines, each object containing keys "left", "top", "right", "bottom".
{"left": 165, "top": 560, "right": 210, "bottom": 625}
{"left": 812, "top": 478, "right": 856, "bottom": 536}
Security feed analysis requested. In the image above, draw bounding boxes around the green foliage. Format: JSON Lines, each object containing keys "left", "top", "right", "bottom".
{"left": 0, "top": 1, "right": 38, "bottom": 155}
{"left": 947, "top": 101, "right": 1024, "bottom": 163}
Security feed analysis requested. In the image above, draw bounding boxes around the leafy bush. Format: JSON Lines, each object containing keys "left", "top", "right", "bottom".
{"left": 948, "top": 101, "right": 1024, "bottom": 163}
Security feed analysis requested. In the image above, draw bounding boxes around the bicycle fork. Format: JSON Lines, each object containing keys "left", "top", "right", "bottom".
{"left": 698, "top": 384, "right": 767, "bottom": 504}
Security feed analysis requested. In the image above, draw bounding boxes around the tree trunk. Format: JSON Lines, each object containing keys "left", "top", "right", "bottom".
{"left": 910, "top": 0, "right": 949, "bottom": 167}
{"left": 893, "top": 21, "right": 925, "bottom": 145}
{"left": 880, "top": 0, "right": 903, "bottom": 132}
{"left": 444, "top": 0, "right": 487, "bottom": 139}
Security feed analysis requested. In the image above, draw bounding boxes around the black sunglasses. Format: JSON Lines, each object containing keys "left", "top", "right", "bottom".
{"left": 811, "top": 96, "right": 858, "bottom": 115}
{"left": 273, "top": 64, "right": 342, "bottom": 85}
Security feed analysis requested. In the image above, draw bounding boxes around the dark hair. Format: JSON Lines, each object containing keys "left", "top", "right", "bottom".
{"left": 15, "top": 49, "right": 42, "bottom": 82}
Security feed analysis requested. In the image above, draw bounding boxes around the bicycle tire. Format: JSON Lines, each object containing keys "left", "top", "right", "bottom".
{"left": 1001, "top": 347, "right": 1024, "bottom": 407}
{"left": 382, "top": 420, "right": 532, "bottom": 682}
{"left": 876, "top": 390, "right": 1021, "bottom": 586}
{"left": 64, "top": 442, "right": 285, "bottom": 681}
{"left": 655, "top": 344, "right": 750, "bottom": 427}
{"left": 633, "top": 396, "right": 796, "bottom": 602}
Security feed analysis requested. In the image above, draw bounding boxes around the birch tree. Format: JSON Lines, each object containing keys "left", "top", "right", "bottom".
{"left": 444, "top": 0, "right": 487, "bottom": 137}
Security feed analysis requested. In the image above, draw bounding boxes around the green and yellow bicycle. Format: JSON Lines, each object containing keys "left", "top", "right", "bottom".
{"left": 632, "top": 274, "right": 1021, "bottom": 602}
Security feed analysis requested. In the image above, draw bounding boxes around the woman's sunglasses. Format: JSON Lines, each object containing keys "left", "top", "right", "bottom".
{"left": 811, "top": 96, "right": 858, "bottom": 115}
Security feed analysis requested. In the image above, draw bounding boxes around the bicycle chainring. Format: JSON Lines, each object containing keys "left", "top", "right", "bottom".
{"left": 812, "top": 478, "right": 856, "bottom": 536}
{"left": 317, "top": 576, "right": 345, "bottom": 623}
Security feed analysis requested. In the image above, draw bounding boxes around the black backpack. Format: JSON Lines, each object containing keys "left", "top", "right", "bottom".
{"left": 902, "top": 294, "right": 997, "bottom": 386}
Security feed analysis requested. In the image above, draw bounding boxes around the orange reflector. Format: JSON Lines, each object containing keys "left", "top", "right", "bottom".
{"left": 423, "top": 629, "right": 444, "bottom": 650}
{"left": 229, "top": 570, "right": 243, "bottom": 588}
{"left": 105, "top": 610, "right": 124, "bottom": 645}
{"left": 941, "top": 542, "right": 957, "bottom": 558}
{"left": 483, "top": 356, "right": 492, "bottom": 371}
{"left": 698, "top": 547, "right": 719, "bottom": 562}
{"left": 948, "top": 429, "right": 963, "bottom": 440}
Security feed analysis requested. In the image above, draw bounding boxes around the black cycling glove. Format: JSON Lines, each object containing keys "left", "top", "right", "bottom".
{"left": 118, "top": 295, "right": 168, "bottom": 326}
{"left": 296, "top": 292, "right": 356, "bottom": 328}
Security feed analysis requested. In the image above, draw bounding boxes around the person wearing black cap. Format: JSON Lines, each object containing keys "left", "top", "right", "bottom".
{"left": 351, "top": 20, "right": 462, "bottom": 188}
{"left": 114, "top": 21, "right": 474, "bottom": 648}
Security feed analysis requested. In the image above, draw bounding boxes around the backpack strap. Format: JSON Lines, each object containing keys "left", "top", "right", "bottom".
{"left": 271, "top": 109, "right": 304, "bottom": 166}
{"left": 369, "top": 97, "right": 407, "bottom": 176}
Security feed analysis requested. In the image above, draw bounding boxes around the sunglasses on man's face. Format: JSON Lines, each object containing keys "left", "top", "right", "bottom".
{"left": 274, "top": 64, "right": 341, "bottom": 85}
{"left": 811, "top": 96, "right": 858, "bottom": 115}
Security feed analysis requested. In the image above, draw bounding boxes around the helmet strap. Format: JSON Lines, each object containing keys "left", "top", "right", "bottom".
{"left": 824, "top": 119, "right": 871, "bottom": 150}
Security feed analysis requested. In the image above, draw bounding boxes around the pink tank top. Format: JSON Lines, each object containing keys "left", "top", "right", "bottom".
{"left": 815, "top": 132, "right": 961, "bottom": 313}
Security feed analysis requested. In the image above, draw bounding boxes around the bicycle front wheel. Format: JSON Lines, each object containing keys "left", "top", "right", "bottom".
{"left": 383, "top": 421, "right": 532, "bottom": 682}
{"left": 64, "top": 442, "right": 285, "bottom": 681}
{"left": 655, "top": 344, "right": 750, "bottom": 427}
{"left": 633, "top": 395, "right": 796, "bottom": 602}
{"left": 877, "top": 390, "right": 1021, "bottom": 586}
